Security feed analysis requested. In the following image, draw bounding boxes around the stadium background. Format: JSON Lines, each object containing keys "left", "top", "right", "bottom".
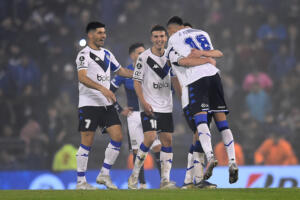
{"left": 0, "top": 0, "right": 299, "bottom": 189}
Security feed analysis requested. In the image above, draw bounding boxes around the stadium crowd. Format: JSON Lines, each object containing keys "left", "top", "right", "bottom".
{"left": 0, "top": 0, "right": 299, "bottom": 170}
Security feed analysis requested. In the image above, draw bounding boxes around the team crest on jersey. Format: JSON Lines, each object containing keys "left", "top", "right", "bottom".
{"left": 79, "top": 56, "right": 85, "bottom": 61}
{"left": 136, "top": 63, "right": 142, "bottom": 69}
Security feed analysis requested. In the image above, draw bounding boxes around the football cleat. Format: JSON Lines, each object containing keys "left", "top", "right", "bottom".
{"left": 203, "top": 158, "right": 218, "bottom": 180}
{"left": 160, "top": 181, "right": 177, "bottom": 189}
{"left": 181, "top": 182, "right": 194, "bottom": 189}
{"left": 194, "top": 180, "right": 217, "bottom": 189}
{"left": 76, "top": 182, "right": 98, "bottom": 190}
{"left": 96, "top": 174, "right": 118, "bottom": 189}
{"left": 128, "top": 175, "right": 138, "bottom": 189}
{"left": 229, "top": 162, "right": 239, "bottom": 184}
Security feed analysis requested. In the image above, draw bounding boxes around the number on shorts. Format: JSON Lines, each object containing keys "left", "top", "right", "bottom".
{"left": 150, "top": 119, "right": 157, "bottom": 129}
{"left": 85, "top": 119, "right": 91, "bottom": 129}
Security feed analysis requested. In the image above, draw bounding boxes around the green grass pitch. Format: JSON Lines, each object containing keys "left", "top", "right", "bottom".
{"left": 1, "top": 188, "right": 300, "bottom": 200}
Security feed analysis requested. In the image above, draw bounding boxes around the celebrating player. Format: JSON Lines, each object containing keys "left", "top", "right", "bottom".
{"left": 166, "top": 16, "right": 239, "bottom": 184}
{"left": 128, "top": 25, "right": 181, "bottom": 189}
{"left": 75, "top": 21, "right": 133, "bottom": 190}
{"left": 111, "top": 43, "right": 162, "bottom": 189}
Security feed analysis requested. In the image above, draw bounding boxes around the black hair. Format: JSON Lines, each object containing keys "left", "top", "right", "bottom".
{"left": 167, "top": 16, "right": 183, "bottom": 26}
{"left": 150, "top": 24, "right": 167, "bottom": 34}
{"left": 86, "top": 21, "right": 105, "bottom": 33}
{"left": 129, "top": 43, "right": 145, "bottom": 54}
{"left": 183, "top": 22, "right": 193, "bottom": 28}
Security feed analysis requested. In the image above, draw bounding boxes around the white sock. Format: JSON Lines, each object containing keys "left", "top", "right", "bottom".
{"left": 221, "top": 129, "right": 236, "bottom": 164}
{"left": 132, "top": 143, "right": 149, "bottom": 177}
{"left": 197, "top": 123, "right": 214, "bottom": 161}
{"left": 76, "top": 144, "right": 90, "bottom": 183}
{"left": 193, "top": 152, "right": 205, "bottom": 184}
{"left": 184, "top": 152, "right": 194, "bottom": 184}
{"left": 160, "top": 147, "right": 173, "bottom": 182}
{"left": 99, "top": 140, "right": 121, "bottom": 176}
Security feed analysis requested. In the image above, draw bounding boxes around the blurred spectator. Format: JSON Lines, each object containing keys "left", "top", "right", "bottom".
{"left": 268, "top": 43, "right": 296, "bottom": 81}
{"left": 245, "top": 82, "right": 272, "bottom": 122}
{"left": 52, "top": 144, "right": 77, "bottom": 171}
{"left": 214, "top": 141, "right": 245, "bottom": 166}
{"left": 243, "top": 70, "right": 273, "bottom": 91}
{"left": 257, "top": 14, "right": 287, "bottom": 53}
{"left": 254, "top": 133, "right": 298, "bottom": 165}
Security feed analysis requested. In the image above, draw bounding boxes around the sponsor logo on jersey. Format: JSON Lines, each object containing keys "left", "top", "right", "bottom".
{"left": 97, "top": 74, "right": 110, "bottom": 82}
{"left": 153, "top": 81, "right": 169, "bottom": 89}
{"left": 95, "top": 57, "right": 100, "bottom": 61}
{"left": 153, "top": 64, "right": 159, "bottom": 69}
{"left": 201, "top": 103, "right": 209, "bottom": 108}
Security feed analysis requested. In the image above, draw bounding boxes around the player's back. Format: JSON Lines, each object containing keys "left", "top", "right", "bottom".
{"left": 168, "top": 28, "right": 219, "bottom": 86}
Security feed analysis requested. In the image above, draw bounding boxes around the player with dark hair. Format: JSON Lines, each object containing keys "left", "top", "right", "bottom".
{"left": 75, "top": 21, "right": 133, "bottom": 190}
{"left": 111, "top": 42, "right": 162, "bottom": 189}
{"left": 166, "top": 16, "right": 239, "bottom": 184}
{"left": 127, "top": 25, "right": 181, "bottom": 189}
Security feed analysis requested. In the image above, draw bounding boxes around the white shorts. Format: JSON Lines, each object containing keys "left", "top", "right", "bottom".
{"left": 127, "top": 111, "right": 161, "bottom": 150}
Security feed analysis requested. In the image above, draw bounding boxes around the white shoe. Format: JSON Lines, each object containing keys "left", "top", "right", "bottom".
{"left": 96, "top": 174, "right": 118, "bottom": 189}
{"left": 203, "top": 158, "right": 218, "bottom": 180}
{"left": 160, "top": 181, "right": 177, "bottom": 189}
{"left": 76, "top": 182, "right": 98, "bottom": 190}
{"left": 139, "top": 183, "right": 147, "bottom": 189}
{"left": 128, "top": 175, "right": 138, "bottom": 189}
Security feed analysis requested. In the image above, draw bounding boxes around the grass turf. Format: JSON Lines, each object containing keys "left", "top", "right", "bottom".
{"left": 1, "top": 188, "right": 300, "bottom": 200}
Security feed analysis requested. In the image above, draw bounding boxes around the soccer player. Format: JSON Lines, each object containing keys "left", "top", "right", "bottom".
{"left": 75, "top": 21, "right": 133, "bottom": 190}
{"left": 166, "top": 16, "right": 239, "bottom": 184}
{"left": 127, "top": 25, "right": 181, "bottom": 189}
{"left": 110, "top": 43, "right": 162, "bottom": 189}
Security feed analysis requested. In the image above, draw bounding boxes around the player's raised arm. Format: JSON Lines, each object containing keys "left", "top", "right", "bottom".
{"left": 78, "top": 69, "right": 116, "bottom": 102}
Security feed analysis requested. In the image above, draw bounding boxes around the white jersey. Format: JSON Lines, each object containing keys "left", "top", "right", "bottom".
{"left": 167, "top": 28, "right": 219, "bottom": 87}
{"left": 75, "top": 46, "right": 121, "bottom": 107}
{"left": 133, "top": 48, "right": 173, "bottom": 113}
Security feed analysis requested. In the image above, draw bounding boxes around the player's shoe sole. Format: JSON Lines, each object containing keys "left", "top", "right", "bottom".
{"left": 229, "top": 163, "right": 239, "bottom": 184}
{"left": 203, "top": 158, "right": 218, "bottom": 180}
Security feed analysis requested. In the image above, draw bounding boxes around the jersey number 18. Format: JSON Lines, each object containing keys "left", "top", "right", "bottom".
{"left": 184, "top": 34, "right": 211, "bottom": 50}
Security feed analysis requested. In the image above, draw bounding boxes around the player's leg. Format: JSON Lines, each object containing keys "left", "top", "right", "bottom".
{"left": 151, "top": 139, "right": 162, "bottom": 178}
{"left": 96, "top": 106, "right": 122, "bottom": 189}
{"left": 128, "top": 112, "right": 157, "bottom": 189}
{"left": 76, "top": 107, "right": 98, "bottom": 190}
{"left": 157, "top": 113, "right": 176, "bottom": 189}
{"left": 210, "top": 73, "right": 238, "bottom": 184}
{"left": 128, "top": 111, "right": 147, "bottom": 188}
{"left": 188, "top": 78, "right": 217, "bottom": 180}
{"left": 213, "top": 112, "right": 238, "bottom": 183}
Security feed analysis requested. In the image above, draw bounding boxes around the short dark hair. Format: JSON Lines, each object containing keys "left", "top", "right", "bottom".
{"left": 86, "top": 21, "right": 105, "bottom": 33}
{"left": 150, "top": 24, "right": 167, "bottom": 34}
{"left": 183, "top": 22, "right": 193, "bottom": 28}
{"left": 129, "top": 43, "right": 144, "bottom": 54}
{"left": 167, "top": 16, "right": 183, "bottom": 26}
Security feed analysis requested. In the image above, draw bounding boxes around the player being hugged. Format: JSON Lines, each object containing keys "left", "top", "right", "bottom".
{"left": 75, "top": 21, "right": 133, "bottom": 190}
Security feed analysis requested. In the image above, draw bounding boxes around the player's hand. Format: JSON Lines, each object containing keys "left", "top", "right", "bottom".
{"left": 142, "top": 102, "right": 154, "bottom": 116}
{"left": 102, "top": 88, "right": 116, "bottom": 103}
{"left": 121, "top": 107, "right": 133, "bottom": 116}
{"left": 208, "top": 57, "right": 216, "bottom": 66}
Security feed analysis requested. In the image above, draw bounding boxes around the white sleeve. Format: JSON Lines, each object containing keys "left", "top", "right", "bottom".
{"left": 76, "top": 51, "right": 89, "bottom": 71}
{"left": 132, "top": 55, "right": 145, "bottom": 82}
{"left": 169, "top": 48, "right": 184, "bottom": 66}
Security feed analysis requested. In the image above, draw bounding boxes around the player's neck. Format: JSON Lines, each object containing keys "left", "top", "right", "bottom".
{"left": 151, "top": 47, "right": 165, "bottom": 57}
{"left": 88, "top": 42, "right": 101, "bottom": 51}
